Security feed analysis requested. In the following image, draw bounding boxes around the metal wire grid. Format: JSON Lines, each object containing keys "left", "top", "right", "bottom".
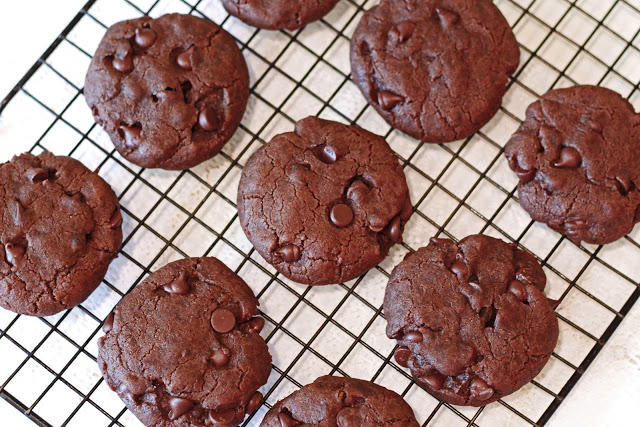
{"left": 0, "top": 0, "right": 639, "bottom": 425}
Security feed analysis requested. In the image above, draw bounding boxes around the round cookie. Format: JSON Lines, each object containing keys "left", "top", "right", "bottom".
{"left": 260, "top": 376, "right": 419, "bottom": 426}
{"left": 350, "top": 0, "right": 520, "bottom": 143}
{"left": 221, "top": 0, "right": 340, "bottom": 31}
{"left": 384, "top": 235, "right": 558, "bottom": 406}
{"left": 84, "top": 14, "right": 249, "bottom": 170}
{"left": 505, "top": 85, "right": 640, "bottom": 245}
{"left": 237, "top": 117, "right": 412, "bottom": 286}
{"left": 0, "top": 152, "right": 122, "bottom": 317}
{"left": 98, "top": 257, "right": 271, "bottom": 427}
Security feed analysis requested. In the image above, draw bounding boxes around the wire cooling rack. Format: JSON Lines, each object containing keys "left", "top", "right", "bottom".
{"left": 1, "top": 0, "right": 640, "bottom": 425}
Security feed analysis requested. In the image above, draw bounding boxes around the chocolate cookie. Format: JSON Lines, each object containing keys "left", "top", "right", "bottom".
{"left": 505, "top": 85, "right": 640, "bottom": 245}
{"left": 0, "top": 152, "right": 122, "bottom": 317}
{"left": 351, "top": 0, "right": 520, "bottom": 143}
{"left": 260, "top": 376, "right": 419, "bottom": 426}
{"left": 384, "top": 235, "right": 558, "bottom": 406}
{"left": 98, "top": 257, "right": 271, "bottom": 426}
{"left": 84, "top": 14, "right": 249, "bottom": 170}
{"left": 237, "top": 117, "right": 412, "bottom": 286}
{"left": 221, "top": 0, "right": 340, "bottom": 31}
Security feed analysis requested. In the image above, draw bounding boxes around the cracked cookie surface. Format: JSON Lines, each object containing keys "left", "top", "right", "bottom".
{"left": 84, "top": 13, "right": 249, "bottom": 170}
{"left": 384, "top": 235, "right": 558, "bottom": 406}
{"left": 98, "top": 257, "right": 272, "bottom": 427}
{"left": 237, "top": 117, "right": 412, "bottom": 286}
{"left": 260, "top": 376, "right": 419, "bottom": 426}
{"left": 350, "top": 0, "right": 519, "bottom": 143}
{"left": 505, "top": 85, "right": 640, "bottom": 245}
{"left": 221, "top": 0, "right": 340, "bottom": 31}
{"left": 0, "top": 152, "right": 122, "bottom": 316}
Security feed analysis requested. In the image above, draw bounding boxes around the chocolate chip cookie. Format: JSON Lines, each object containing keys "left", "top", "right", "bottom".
{"left": 98, "top": 257, "right": 271, "bottom": 426}
{"left": 221, "top": 0, "right": 340, "bottom": 31}
{"left": 85, "top": 13, "right": 249, "bottom": 170}
{"left": 260, "top": 376, "right": 419, "bottom": 426}
{"left": 505, "top": 85, "right": 640, "bottom": 245}
{"left": 384, "top": 235, "right": 558, "bottom": 406}
{"left": 237, "top": 117, "right": 412, "bottom": 286}
{"left": 351, "top": 0, "right": 520, "bottom": 143}
{"left": 0, "top": 152, "right": 122, "bottom": 317}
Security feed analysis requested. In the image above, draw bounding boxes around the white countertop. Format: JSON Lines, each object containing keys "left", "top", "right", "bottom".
{"left": 0, "top": 1, "right": 639, "bottom": 426}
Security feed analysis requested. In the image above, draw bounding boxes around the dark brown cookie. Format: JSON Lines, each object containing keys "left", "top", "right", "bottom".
{"left": 350, "top": 0, "right": 519, "bottom": 143}
{"left": 0, "top": 152, "right": 122, "bottom": 317}
{"left": 505, "top": 85, "right": 640, "bottom": 245}
{"left": 84, "top": 13, "right": 249, "bottom": 170}
{"left": 98, "top": 257, "right": 271, "bottom": 427}
{"left": 237, "top": 117, "right": 412, "bottom": 286}
{"left": 221, "top": 0, "right": 340, "bottom": 31}
{"left": 260, "top": 376, "right": 419, "bottom": 426}
{"left": 384, "top": 235, "right": 558, "bottom": 406}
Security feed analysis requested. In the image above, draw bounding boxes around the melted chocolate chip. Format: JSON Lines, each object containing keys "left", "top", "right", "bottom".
{"left": 10, "top": 200, "right": 26, "bottom": 225}
{"left": 508, "top": 280, "right": 527, "bottom": 302}
{"left": 387, "top": 216, "right": 402, "bottom": 242}
{"left": 163, "top": 271, "right": 190, "bottom": 295}
{"left": 177, "top": 46, "right": 194, "bottom": 71}
{"left": 199, "top": 107, "right": 221, "bottom": 131}
{"left": 615, "top": 174, "right": 633, "bottom": 195}
{"left": 330, "top": 204, "right": 354, "bottom": 228}
{"left": 27, "top": 168, "right": 49, "bottom": 183}
{"left": 278, "top": 412, "right": 300, "bottom": 427}
{"left": 246, "top": 392, "right": 263, "bottom": 414}
{"left": 135, "top": 28, "right": 157, "bottom": 49}
{"left": 423, "top": 373, "right": 445, "bottom": 390}
{"left": 377, "top": 90, "right": 405, "bottom": 110}
{"left": 396, "top": 21, "right": 414, "bottom": 42}
{"left": 394, "top": 346, "right": 412, "bottom": 367}
{"left": 208, "top": 409, "right": 237, "bottom": 426}
{"left": 275, "top": 244, "right": 301, "bottom": 263}
{"left": 119, "top": 124, "right": 142, "bottom": 147}
{"left": 450, "top": 259, "right": 468, "bottom": 278}
{"left": 315, "top": 145, "right": 338, "bottom": 164}
{"left": 113, "top": 53, "right": 134, "bottom": 73}
{"left": 211, "top": 347, "right": 231, "bottom": 367}
{"left": 110, "top": 207, "right": 123, "bottom": 229}
{"left": 403, "top": 331, "right": 423, "bottom": 343}
{"left": 168, "top": 397, "right": 194, "bottom": 420}
{"left": 470, "top": 378, "right": 494, "bottom": 401}
{"left": 103, "top": 312, "right": 115, "bottom": 333}
{"left": 211, "top": 308, "right": 236, "bottom": 333}
{"left": 554, "top": 146, "right": 582, "bottom": 169}
{"left": 246, "top": 316, "right": 265, "bottom": 334}
{"left": 5, "top": 243, "right": 25, "bottom": 267}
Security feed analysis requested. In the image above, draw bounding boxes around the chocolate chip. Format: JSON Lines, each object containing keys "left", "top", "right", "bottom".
{"left": 118, "top": 124, "right": 141, "bottom": 147}
{"left": 168, "top": 397, "right": 194, "bottom": 420}
{"left": 450, "top": 259, "right": 468, "bottom": 278}
{"left": 423, "top": 373, "right": 445, "bottom": 390}
{"left": 275, "top": 244, "right": 301, "bottom": 262}
{"left": 177, "top": 47, "right": 194, "bottom": 71}
{"left": 429, "top": 237, "right": 452, "bottom": 245}
{"left": 163, "top": 271, "right": 190, "bottom": 295}
{"left": 508, "top": 280, "right": 527, "bottom": 302}
{"left": 211, "top": 308, "right": 236, "bottom": 333}
{"left": 515, "top": 166, "right": 536, "bottom": 183}
{"left": 554, "top": 146, "right": 581, "bottom": 169}
{"left": 396, "top": 21, "right": 414, "bottom": 42}
{"left": 246, "top": 392, "right": 263, "bottom": 414}
{"left": 113, "top": 53, "right": 134, "bottom": 73}
{"left": 394, "top": 346, "right": 412, "bottom": 367}
{"left": 470, "top": 378, "right": 494, "bottom": 401}
{"left": 315, "top": 145, "right": 338, "bottom": 164}
{"left": 246, "top": 316, "right": 265, "bottom": 334}
{"left": 27, "top": 168, "right": 49, "bottom": 183}
{"left": 5, "top": 243, "right": 25, "bottom": 267}
{"left": 387, "top": 216, "right": 402, "bottom": 242}
{"left": 211, "top": 347, "right": 231, "bottom": 367}
{"left": 10, "top": 200, "right": 26, "bottom": 225}
{"left": 198, "top": 107, "right": 221, "bottom": 131}
{"left": 377, "top": 90, "right": 404, "bottom": 110}
{"left": 436, "top": 8, "right": 460, "bottom": 27}
{"left": 135, "top": 28, "right": 157, "bottom": 49}
{"left": 615, "top": 174, "right": 633, "bottom": 195}
{"left": 336, "top": 409, "right": 360, "bottom": 427}
{"left": 330, "top": 204, "right": 354, "bottom": 228}
{"left": 110, "top": 207, "right": 123, "bottom": 229}
{"left": 278, "top": 412, "right": 301, "bottom": 427}
{"left": 208, "top": 408, "right": 237, "bottom": 426}
{"left": 403, "top": 331, "right": 423, "bottom": 343}
{"left": 103, "top": 312, "right": 115, "bottom": 333}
